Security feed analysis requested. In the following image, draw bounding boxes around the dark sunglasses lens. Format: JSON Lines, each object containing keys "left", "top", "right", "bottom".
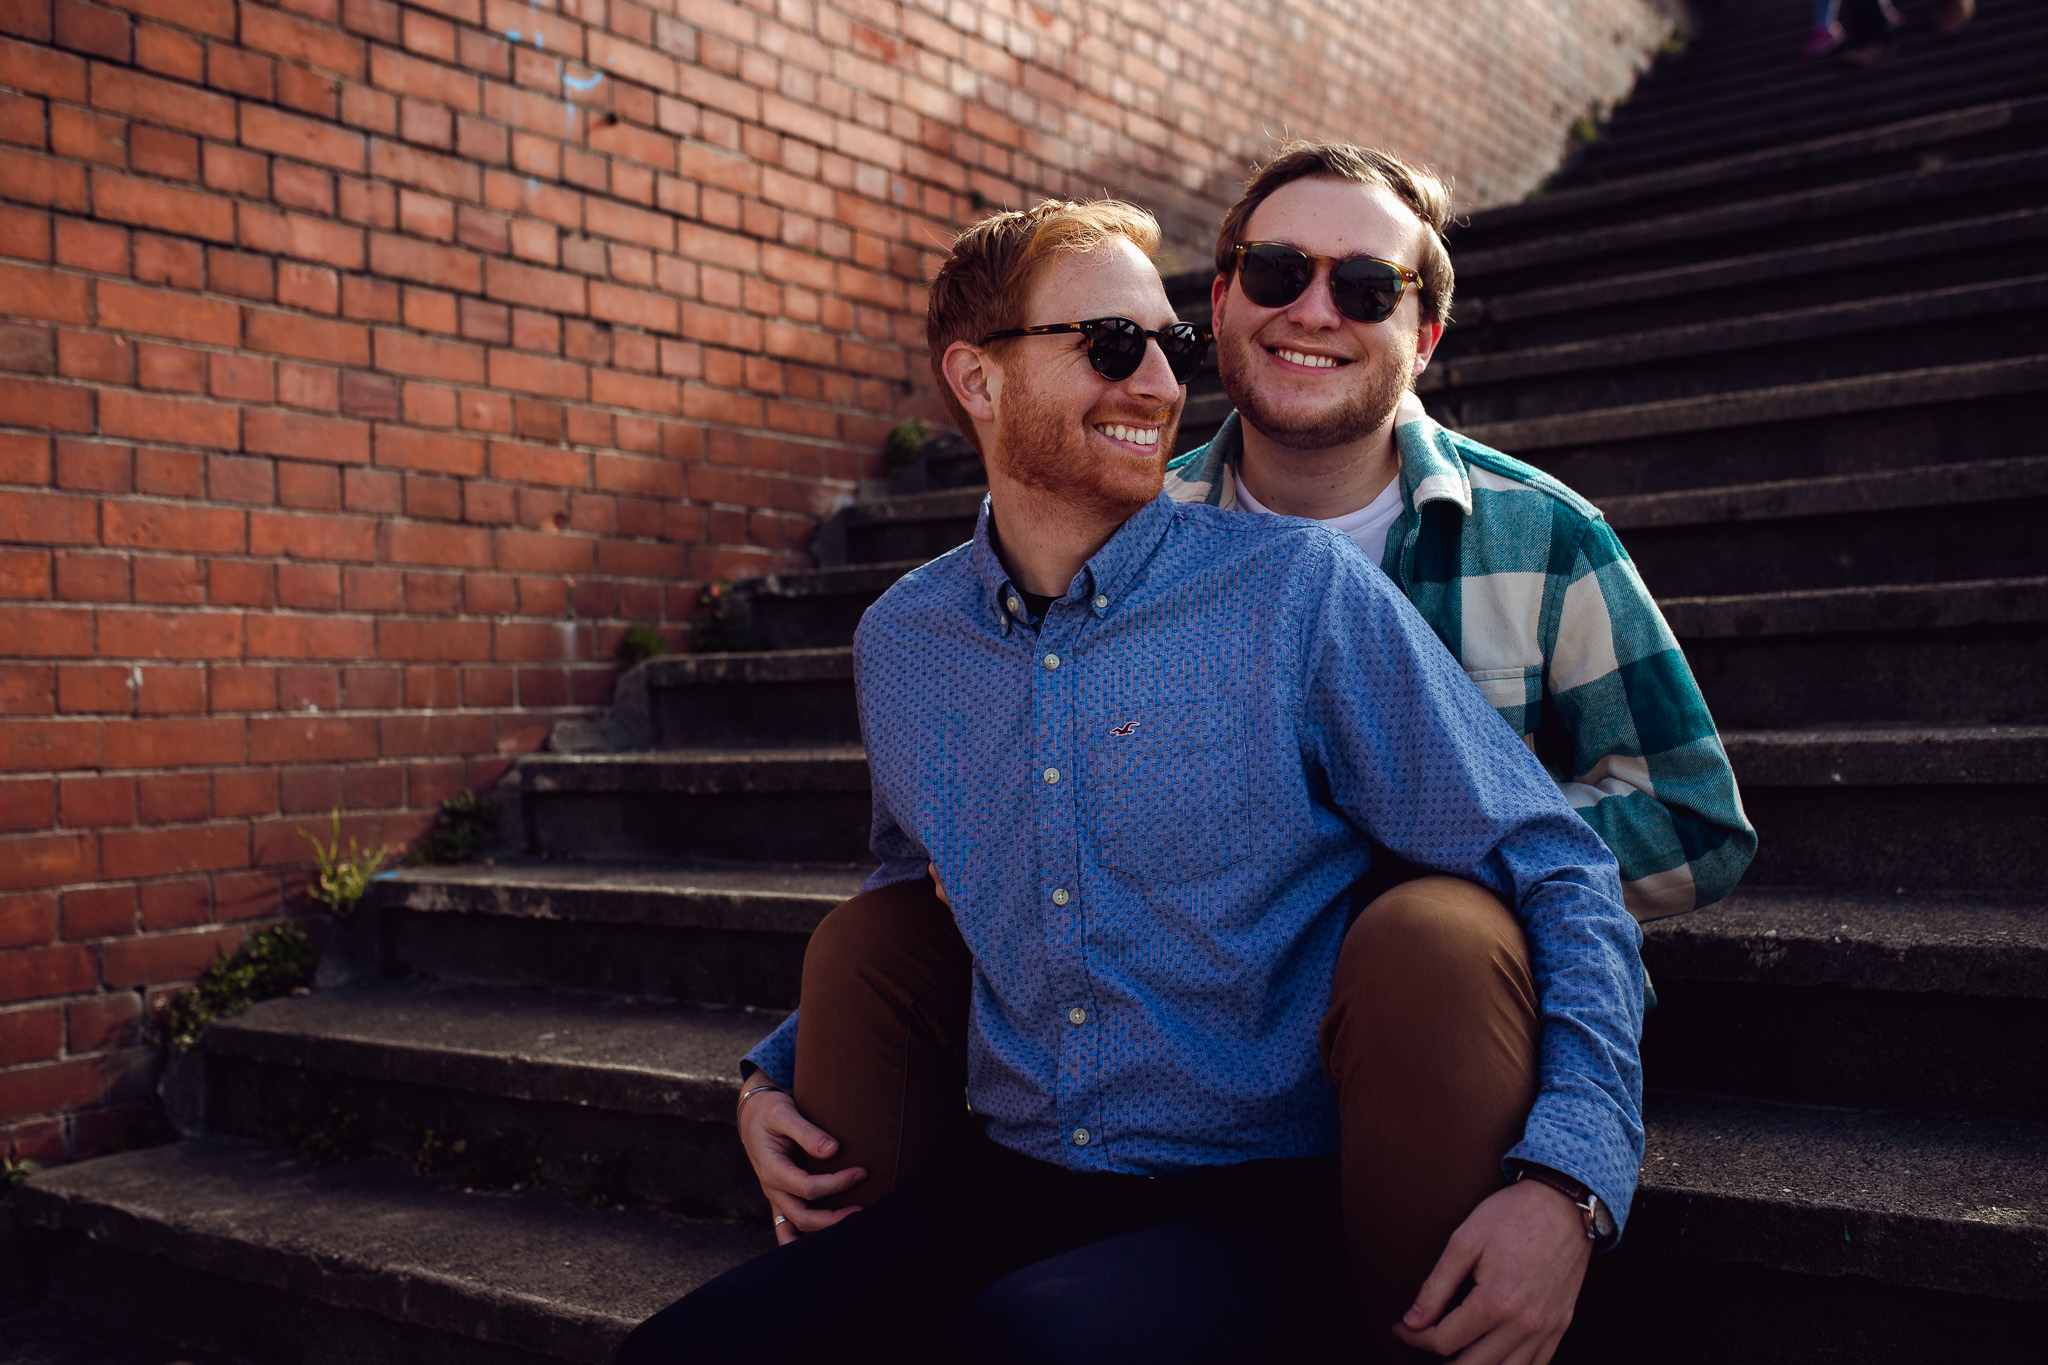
{"left": 1159, "top": 324, "right": 1207, "bottom": 382}
{"left": 1083, "top": 319, "right": 1146, "bottom": 381}
{"left": 1238, "top": 244, "right": 1314, "bottom": 308}
{"left": 1330, "top": 257, "right": 1405, "bottom": 323}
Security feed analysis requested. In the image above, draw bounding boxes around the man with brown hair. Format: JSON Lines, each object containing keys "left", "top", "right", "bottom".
{"left": 618, "top": 196, "right": 1644, "bottom": 1364}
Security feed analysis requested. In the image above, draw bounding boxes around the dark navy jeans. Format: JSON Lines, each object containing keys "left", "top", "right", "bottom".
{"left": 616, "top": 1134, "right": 1350, "bottom": 1365}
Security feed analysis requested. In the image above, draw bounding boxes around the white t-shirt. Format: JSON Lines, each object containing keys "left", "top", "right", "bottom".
{"left": 1232, "top": 465, "right": 1405, "bottom": 570}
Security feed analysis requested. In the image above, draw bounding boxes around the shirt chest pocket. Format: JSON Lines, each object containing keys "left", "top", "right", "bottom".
{"left": 1083, "top": 697, "right": 1249, "bottom": 884}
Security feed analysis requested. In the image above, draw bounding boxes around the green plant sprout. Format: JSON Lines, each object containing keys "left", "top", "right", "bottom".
{"left": 885, "top": 417, "right": 931, "bottom": 469}
{"left": 161, "top": 924, "right": 318, "bottom": 1053}
{"left": 614, "top": 620, "right": 669, "bottom": 670}
{"left": 298, "top": 810, "right": 390, "bottom": 916}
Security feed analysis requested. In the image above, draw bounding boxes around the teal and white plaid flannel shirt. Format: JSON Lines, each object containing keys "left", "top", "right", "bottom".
{"left": 1164, "top": 395, "right": 1756, "bottom": 920}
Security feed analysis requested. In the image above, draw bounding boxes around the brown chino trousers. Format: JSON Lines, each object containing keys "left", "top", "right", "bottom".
{"left": 790, "top": 871, "right": 1542, "bottom": 1346}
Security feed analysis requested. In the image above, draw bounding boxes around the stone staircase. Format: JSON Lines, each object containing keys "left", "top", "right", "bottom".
{"left": 8, "top": 2, "right": 2047, "bottom": 1359}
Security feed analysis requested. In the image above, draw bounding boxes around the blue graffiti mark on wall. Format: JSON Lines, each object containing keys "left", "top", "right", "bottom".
{"left": 564, "top": 71, "right": 605, "bottom": 91}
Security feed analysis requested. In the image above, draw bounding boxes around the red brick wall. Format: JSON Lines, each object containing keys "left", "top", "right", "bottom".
{"left": 0, "top": 0, "right": 1681, "bottom": 1164}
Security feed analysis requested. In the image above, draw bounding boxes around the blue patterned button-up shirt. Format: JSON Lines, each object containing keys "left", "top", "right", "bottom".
{"left": 746, "top": 492, "right": 1646, "bottom": 1227}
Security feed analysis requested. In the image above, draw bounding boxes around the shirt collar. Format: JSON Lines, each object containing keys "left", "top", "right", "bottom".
{"left": 970, "top": 490, "right": 1178, "bottom": 632}
{"left": 1165, "top": 393, "right": 1473, "bottom": 518}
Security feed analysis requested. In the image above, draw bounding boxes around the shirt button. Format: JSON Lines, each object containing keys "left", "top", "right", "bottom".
{"left": 1051, "top": 888, "right": 1069, "bottom": 906}
{"left": 1093, "top": 595, "right": 1108, "bottom": 610}
{"left": 1043, "top": 767, "right": 1059, "bottom": 785}
{"left": 1072, "top": 1127, "right": 1090, "bottom": 1146}
{"left": 1068, "top": 1006, "right": 1086, "bottom": 1025}
{"left": 1007, "top": 595, "right": 1021, "bottom": 613}
{"left": 1042, "top": 652, "right": 1059, "bottom": 670}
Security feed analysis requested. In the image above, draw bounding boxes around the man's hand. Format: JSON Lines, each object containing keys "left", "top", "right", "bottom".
{"left": 1390, "top": 1178, "right": 1594, "bottom": 1364}
{"left": 737, "top": 1084, "right": 867, "bottom": 1245}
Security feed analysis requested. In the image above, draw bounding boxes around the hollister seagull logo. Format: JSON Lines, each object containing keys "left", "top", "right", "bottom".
{"left": 1109, "top": 720, "right": 1140, "bottom": 736}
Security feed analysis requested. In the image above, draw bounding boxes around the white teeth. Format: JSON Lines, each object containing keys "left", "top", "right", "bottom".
{"left": 1095, "top": 423, "right": 1158, "bottom": 446}
{"left": 1277, "top": 349, "right": 1340, "bottom": 369}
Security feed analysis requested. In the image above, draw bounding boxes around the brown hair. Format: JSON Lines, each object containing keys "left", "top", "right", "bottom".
{"left": 926, "top": 199, "right": 1163, "bottom": 449}
{"left": 1213, "top": 142, "right": 1455, "bottom": 327}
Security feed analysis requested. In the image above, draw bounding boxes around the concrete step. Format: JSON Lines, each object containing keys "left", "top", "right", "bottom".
{"left": 509, "top": 729, "right": 2046, "bottom": 893}
{"left": 512, "top": 748, "right": 874, "bottom": 865}
{"left": 636, "top": 647, "right": 858, "bottom": 746}
{"left": 1641, "top": 888, "right": 2048, "bottom": 1119}
{"left": 1457, "top": 96, "right": 2048, "bottom": 249}
{"left": 1673, "top": 577, "right": 2048, "bottom": 727}
{"left": 194, "top": 981, "right": 777, "bottom": 1215}
{"left": 1567, "top": 1094, "right": 2048, "bottom": 1363}
{"left": 1456, "top": 147, "right": 2048, "bottom": 296}
{"left": 7, "top": 1136, "right": 767, "bottom": 1365}
{"left": 1599, "top": 25, "right": 2048, "bottom": 158}
{"left": 364, "top": 861, "right": 863, "bottom": 1007}
{"left": 1425, "top": 275, "right": 2048, "bottom": 425}
{"left": 1457, "top": 207, "right": 2048, "bottom": 348}
{"left": 1726, "top": 723, "right": 2048, "bottom": 893}
{"left": 1612, "top": 457, "right": 2048, "bottom": 596}
{"left": 1473, "top": 355, "right": 2048, "bottom": 498}
{"left": 12, "top": 1103, "right": 2041, "bottom": 1365}
{"left": 816, "top": 486, "right": 981, "bottom": 567}
{"left": 733, "top": 563, "right": 933, "bottom": 653}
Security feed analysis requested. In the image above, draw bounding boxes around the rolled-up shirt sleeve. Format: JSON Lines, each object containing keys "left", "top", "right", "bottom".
{"left": 1296, "top": 538, "right": 1647, "bottom": 1230}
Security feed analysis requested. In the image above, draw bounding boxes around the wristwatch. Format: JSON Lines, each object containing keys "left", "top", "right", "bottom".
{"left": 1513, "top": 1163, "right": 1617, "bottom": 1244}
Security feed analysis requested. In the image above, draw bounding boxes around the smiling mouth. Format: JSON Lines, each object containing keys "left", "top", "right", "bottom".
{"left": 1271, "top": 347, "right": 1348, "bottom": 370}
{"left": 1094, "top": 422, "right": 1160, "bottom": 447}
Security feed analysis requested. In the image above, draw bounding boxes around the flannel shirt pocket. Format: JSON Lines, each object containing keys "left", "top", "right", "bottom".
{"left": 1085, "top": 696, "right": 1248, "bottom": 884}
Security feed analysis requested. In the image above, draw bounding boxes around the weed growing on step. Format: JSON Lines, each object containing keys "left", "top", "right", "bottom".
{"left": 299, "top": 810, "right": 391, "bottom": 916}
{"left": 686, "top": 580, "right": 756, "bottom": 654}
{"left": 412, "top": 790, "right": 495, "bottom": 865}
{"left": 613, "top": 620, "right": 669, "bottom": 671}
{"left": 885, "top": 417, "right": 932, "bottom": 469}
{"left": 571, "top": 1154, "right": 635, "bottom": 1209}
{"left": 4, "top": 1147, "right": 42, "bottom": 1188}
{"left": 410, "top": 1127, "right": 543, "bottom": 1190}
{"left": 160, "top": 924, "right": 319, "bottom": 1054}
{"left": 257, "top": 1100, "right": 367, "bottom": 1164}
{"left": 1658, "top": 25, "right": 1693, "bottom": 57}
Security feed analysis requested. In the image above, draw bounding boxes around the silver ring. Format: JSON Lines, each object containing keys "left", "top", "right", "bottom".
{"left": 773, "top": 1214, "right": 788, "bottom": 1226}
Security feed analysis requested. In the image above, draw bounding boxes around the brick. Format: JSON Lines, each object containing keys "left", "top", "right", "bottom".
{"left": 0, "top": 1056, "right": 99, "bottom": 1120}
{"left": 487, "top": 349, "right": 585, "bottom": 399}
{"left": 0, "top": 833, "right": 96, "bottom": 892}
{"left": 97, "top": 608, "right": 242, "bottom": 659}
{"left": 0, "top": 257, "right": 89, "bottom": 325}
{"left": 134, "top": 341, "right": 205, "bottom": 393}
{"left": 241, "top": 105, "right": 366, "bottom": 173}
{"left": 247, "top": 715, "right": 376, "bottom": 763}
{"left": 371, "top": 327, "right": 484, "bottom": 383}
{"left": 130, "top": 554, "right": 202, "bottom": 605}
{"left": 243, "top": 612, "right": 373, "bottom": 659}
{"left": 59, "top": 773, "right": 132, "bottom": 829}
{"left": 66, "top": 990, "right": 143, "bottom": 1050}
{"left": 57, "top": 662, "right": 130, "bottom": 712}
{"left": 277, "top": 360, "right": 339, "bottom": 411}
{"left": 0, "top": 1003, "right": 62, "bottom": 1065}
{"left": 211, "top": 868, "right": 278, "bottom": 921}
{"left": 102, "top": 500, "right": 243, "bottom": 554}
{"left": 92, "top": 169, "right": 236, "bottom": 244}
{"left": 211, "top": 765, "right": 275, "bottom": 816}
{"left": 371, "top": 423, "right": 482, "bottom": 476}
{"left": 99, "top": 924, "right": 243, "bottom": 988}
{"left": 276, "top": 460, "right": 339, "bottom": 509}
{"left": 248, "top": 510, "right": 377, "bottom": 562}
{"left": 0, "top": 664, "right": 53, "bottom": 712}
{"left": 238, "top": 205, "right": 366, "bottom": 270}
{"left": 0, "top": 316, "right": 55, "bottom": 376}
{"left": 88, "top": 61, "right": 234, "bottom": 139}
{"left": 0, "top": 376, "right": 90, "bottom": 434}
{"left": 367, "top": 231, "right": 480, "bottom": 292}
{"left": 375, "top": 615, "right": 488, "bottom": 661}
{"left": 95, "top": 282, "right": 236, "bottom": 348}
{"left": 0, "top": 146, "right": 86, "bottom": 211}
{"left": 136, "top": 769, "right": 208, "bottom": 822}
{"left": 0, "top": 605, "right": 93, "bottom": 658}
{"left": 244, "top": 308, "right": 370, "bottom": 366}
{"left": 0, "top": 431, "right": 53, "bottom": 482}
{"left": 0, "top": 489, "right": 97, "bottom": 545}
{"left": 134, "top": 20, "right": 202, "bottom": 80}
{"left": 241, "top": 2, "right": 365, "bottom": 77}
{"left": 48, "top": 104, "right": 123, "bottom": 167}
{"left": 60, "top": 882, "right": 134, "bottom": 935}
{"left": 133, "top": 445, "right": 202, "bottom": 496}
{"left": 278, "top": 261, "right": 341, "bottom": 315}
{"left": 129, "top": 123, "right": 201, "bottom": 180}
{"left": 206, "top": 36, "right": 271, "bottom": 98}
{"left": 51, "top": 550, "right": 123, "bottom": 602}
{"left": 243, "top": 409, "right": 370, "bottom": 464}
{"left": 0, "top": 776, "right": 54, "bottom": 833}
{"left": 207, "top": 663, "right": 275, "bottom": 710}
{"left": 275, "top": 561, "right": 338, "bottom": 609}
{"left": 380, "top": 518, "right": 487, "bottom": 567}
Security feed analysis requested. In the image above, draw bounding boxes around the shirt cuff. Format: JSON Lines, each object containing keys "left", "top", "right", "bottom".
{"left": 1505, "top": 1077, "right": 1644, "bottom": 1241}
{"left": 740, "top": 1009, "right": 798, "bottom": 1088}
